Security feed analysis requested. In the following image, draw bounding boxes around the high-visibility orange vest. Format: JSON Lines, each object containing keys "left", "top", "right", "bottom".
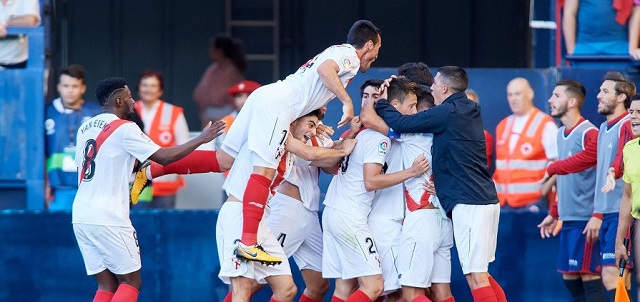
{"left": 135, "top": 101, "right": 185, "bottom": 196}
{"left": 493, "top": 108, "right": 553, "bottom": 208}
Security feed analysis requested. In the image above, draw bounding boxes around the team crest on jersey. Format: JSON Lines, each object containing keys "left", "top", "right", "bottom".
{"left": 378, "top": 140, "right": 388, "bottom": 155}
{"left": 520, "top": 142, "right": 533, "bottom": 156}
{"left": 341, "top": 58, "right": 352, "bottom": 69}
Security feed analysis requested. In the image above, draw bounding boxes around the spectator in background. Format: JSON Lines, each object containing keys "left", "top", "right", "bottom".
{"left": 466, "top": 89, "right": 495, "bottom": 171}
{"left": 134, "top": 70, "right": 190, "bottom": 209}
{"left": 563, "top": 0, "right": 640, "bottom": 58}
{"left": 193, "top": 34, "right": 246, "bottom": 126}
{"left": 493, "top": 77, "right": 558, "bottom": 212}
{"left": 45, "top": 64, "right": 101, "bottom": 210}
{"left": 0, "top": 0, "right": 40, "bottom": 68}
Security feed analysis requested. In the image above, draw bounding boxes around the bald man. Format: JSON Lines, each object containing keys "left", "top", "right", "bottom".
{"left": 493, "top": 78, "right": 558, "bottom": 212}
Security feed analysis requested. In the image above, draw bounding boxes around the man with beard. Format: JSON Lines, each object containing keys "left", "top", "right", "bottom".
{"left": 537, "top": 80, "right": 605, "bottom": 302}
{"left": 541, "top": 72, "right": 636, "bottom": 300}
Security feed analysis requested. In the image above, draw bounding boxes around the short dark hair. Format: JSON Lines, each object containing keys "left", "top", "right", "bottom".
{"left": 603, "top": 71, "right": 636, "bottom": 108}
{"left": 95, "top": 77, "right": 127, "bottom": 106}
{"left": 398, "top": 62, "right": 433, "bottom": 86}
{"left": 437, "top": 66, "right": 468, "bottom": 93}
{"left": 388, "top": 76, "right": 420, "bottom": 104}
{"left": 347, "top": 20, "right": 381, "bottom": 49}
{"left": 300, "top": 108, "right": 324, "bottom": 121}
{"left": 556, "top": 79, "right": 586, "bottom": 109}
{"left": 417, "top": 92, "right": 435, "bottom": 112}
{"left": 360, "top": 79, "right": 384, "bottom": 98}
{"left": 138, "top": 69, "right": 165, "bottom": 90}
{"left": 60, "top": 64, "right": 85, "bottom": 84}
{"left": 631, "top": 94, "right": 640, "bottom": 104}
{"left": 210, "top": 34, "right": 247, "bottom": 73}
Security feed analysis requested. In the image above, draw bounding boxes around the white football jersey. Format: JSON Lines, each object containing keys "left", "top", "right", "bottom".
{"left": 223, "top": 141, "right": 294, "bottom": 201}
{"left": 323, "top": 129, "right": 390, "bottom": 219}
{"left": 282, "top": 44, "right": 360, "bottom": 117}
{"left": 369, "top": 138, "right": 404, "bottom": 220}
{"left": 286, "top": 136, "right": 334, "bottom": 212}
{"left": 72, "top": 113, "right": 160, "bottom": 227}
{"left": 398, "top": 133, "right": 439, "bottom": 209}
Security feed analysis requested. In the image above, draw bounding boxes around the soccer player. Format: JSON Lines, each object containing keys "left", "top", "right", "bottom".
{"left": 542, "top": 72, "right": 636, "bottom": 299}
{"left": 537, "top": 80, "right": 605, "bottom": 301}
{"left": 190, "top": 20, "right": 383, "bottom": 264}
{"left": 370, "top": 66, "right": 506, "bottom": 302}
{"left": 72, "top": 77, "right": 225, "bottom": 302}
{"left": 322, "top": 77, "right": 429, "bottom": 302}
{"left": 217, "top": 109, "right": 356, "bottom": 302}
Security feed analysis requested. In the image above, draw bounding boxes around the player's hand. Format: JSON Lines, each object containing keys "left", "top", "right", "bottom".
{"left": 631, "top": 48, "right": 640, "bottom": 60}
{"left": 316, "top": 124, "right": 334, "bottom": 141}
{"left": 338, "top": 102, "right": 354, "bottom": 128}
{"left": 198, "top": 120, "right": 226, "bottom": 143}
{"left": 537, "top": 215, "right": 558, "bottom": 238}
{"left": 350, "top": 116, "right": 362, "bottom": 134}
{"left": 582, "top": 216, "right": 602, "bottom": 242}
{"left": 423, "top": 180, "right": 436, "bottom": 196}
{"left": 338, "top": 138, "right": 357, "bottom": 155}
{"left": 601, "top": 167, "right": 616, "bottom": 193}
{"left": 409, "top": 154, "right": 429, "bottom": 177}
{"left": 539, "top": 171, "right": 551, "bottom": 185}
{"left": 379, "top": 75, "right": 396, "bottom": 100}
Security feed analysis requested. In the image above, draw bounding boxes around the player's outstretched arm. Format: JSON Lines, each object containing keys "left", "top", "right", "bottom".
{"left": 360, "top": 98, "right": 389, "bottom": 136}
{"left": 149, "top": 120, "right": 225, "bottom": 165}
{"left": 285, "top": 134, "right": 356, "bottom": 162}
{"left": 363, "top": 154, "right": 429, "bottom": 192}
{"left": 317, "top": 60, "right": 354, "bottom": 128}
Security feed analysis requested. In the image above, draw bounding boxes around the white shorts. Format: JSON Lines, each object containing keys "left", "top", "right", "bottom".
{"left": 452, "top": 203, "right": 500, "bottom": 274}
{"left": 221, "top": 84, "right": 298, "bottom": 169}
{"left": 398, "top": 209, "right": 454, "bottom": 288}
{"left": 368, "top": 216, "right": 402, "bottom": 294}
{"left": 216, "top": 202, "right": 291, "bottom": 284}
{"left": 322, "top": 207, "right": 382, "bottom": 280}
{"left": 73, "top": 223, "right": 141, "bottom": 276}
{"left": 267, "top": 193, "right": 323, "bottom": 272}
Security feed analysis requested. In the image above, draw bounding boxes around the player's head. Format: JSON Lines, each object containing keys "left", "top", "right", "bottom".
{"left": 291, "top": 109, "right": 322, "bottom": 143}
{"left": 598, "top": 72, "right": 636, "bottom": 116}
{"left": 388, "top": 76, "right": 420, "bottom": 115}
{"left": 137, "top": 69, "right": 164, "bottom": 103}
{"left": 96, "top": 77, "right": 134, "bottom": 114}
{"left": 399, "top": 62, "right": 434, "bottom": 111}
{"left": 347, "top": 20, "right": 382, "bottom": 73}
{"left": 57, "top": 64, "right": 87, "bottom": 107}
{"left": 360, "top": 79, "right": 384, "bottom": 103}
{"left": 548, "top": 79, "right": 586, "bottom": 118}
{"left": 431, "top": 66, "right": 468, "bottom": 105}
{"left": 227, "top": 80, "right": 261, "bottom": 111}
{"left": 506, "top": 77, "right": 534, "bottom": 116}
{"left": 466, "top": 89, "right": 479, "bottom": 103}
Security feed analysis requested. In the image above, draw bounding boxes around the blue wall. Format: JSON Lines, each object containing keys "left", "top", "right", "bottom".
{"left": 0, "top": 210, "right": 570, "bottom": 302}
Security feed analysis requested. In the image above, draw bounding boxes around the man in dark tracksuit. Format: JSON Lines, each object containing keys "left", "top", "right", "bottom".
{"left": 374, "top": 66, "right": 506, "bottom": 302}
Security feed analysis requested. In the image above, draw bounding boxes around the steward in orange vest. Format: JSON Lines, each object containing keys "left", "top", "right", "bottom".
{"left": 493, "top": 108, "right": 555, "bottom": 208}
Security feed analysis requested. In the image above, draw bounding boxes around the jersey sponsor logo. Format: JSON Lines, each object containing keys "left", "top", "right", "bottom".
{"left": 520, "top": 142, "right": 533, "bottom": 156}
{"left": 378, "top": 140, "right": 388, "bottom": 155}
